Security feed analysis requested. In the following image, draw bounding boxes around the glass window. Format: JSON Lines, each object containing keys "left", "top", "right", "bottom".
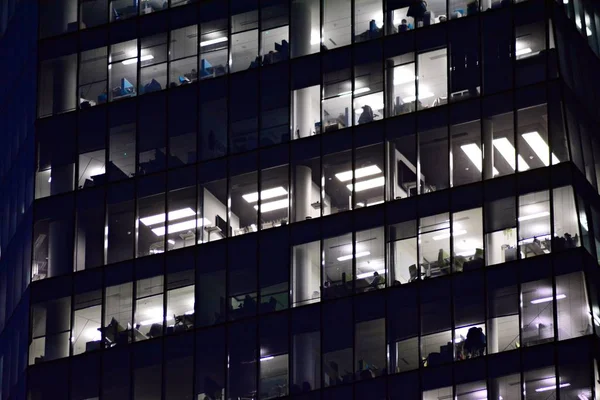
{"left": 553, "top": 186, "right": 580, "bottom": 251}
{"left": 230, "top": 72, "right": 259, "bottom": 153}
{"left": 354, "top": 227, "right": 385, "bottom": 293}
{"left": 292, "top": 240, "right": 321, "bottom": 307}
{"left": 75, "top": 188, "right": 105, "bottom": 271}
{"left": 456, "top": 381, "right": 487, "bottom": 400}
{"left": 259, "top": 314, "right": 289, "bottom": 398}
{"left": 517, "top": 104, "right": 556, "bottom": 172}
{"left": 258, "top": 164, "right": 290, "bottom": 230}
{"left": 482, "top": 10, "right": 512, "bottom": 95}
{"left": 259, "top": 230, "right": 289, "bottom": 312}
{"left": 417, "top": 48, "right": 447, "bottom": 109}
{"left": 323, "top": 150, "right": 353, "bottom": 216}
{"left": 323, "top": 233, "right": 353, "bottom": 299}
{"left": 322, "top": 69, "right": 353, "bottom": 132}
{"left": 29, "top": 297, "right": 71, "bottom": 364}
{"left": 421, "top": 330, "right": 452, "bottom": 367}
{"left": 134, "top": 276, "right": 165, "bottom": 341}
{"left": 323, "top": 300, "right": 353, "bottom": 386}
{"left": 109, "top": 102, "right": 137, "bottom": 181}
{"left": 292, "top": 149, "right": 321, "bottom": 222}
{"left": 451, "top": 117, "right": 483, "bottom": 186}
{"left": 230, "top": 169, "right": 258, "bottom": 236}
{"left": 111, "top": 0, "right": 137, "bottom": 21}
{"left": 169, "top": 88, "right": 197, "bottom": 166}
{"left": 38, "top": 54, "right": 77, "bottom": 117}
{"left": 449, "top": 19, "right": 480, "bottom": 100}
{"left": 72, "top": 290, "right": 102, "bottom": 355}
{"left": 487, "top": 267, "right": 520, "bottom": 354}
{"left": 139, "top": 34, "right": 168, "bottom": 95}
{"left": 80, "top": 0, "right": 108, "bottom": 30}
{"left": 483, "top": 94, "right": 517, "bottom": 178}
{"left": 231, "top": 10, "right": 259, "bottom": 73}
{"left": 104, "top": 282, "right": 133, "bottom": 348}
{"left": 388, "top": 287, "right": 419, "bottom": 373}
{"left": 354, "top": 0, "right": 382, "bottom": 43}
{"left": 139, "top": 0, "right": 167, "bottom": 14}
{"left": 423, "top": 386, "right": 452, "bottom": 400}
{"left": 515, "top": 21, "right": 547, "bottom": 86}
{"left": 166, "top": 270, "right": 195, "bottom": 334}
{"left": 418, "top": 117, "right": 449, "bottom": 193}
{"left": 109, "top": 40, "right": 138, "bottom": 102}
{"left": 323, "top": 0, "right": 351, "bottom": 49}
{"left": 524, "top": 367, "right": 559, "bottom": 398}
{"left": 79, "top": 47, "right": 108, "bottom": 108}
{"left": 419, "top": 213, "right": 451, "bottom": 279}
{"left": 521, "top": 278, "right": 555, "bottom": 347}
{"left": 35, "top": 117, "right": 76, "bottom": 199}
{"left": 195, "top": 327, "right": 226, "bottom": 399}
{"left": 137, "top": 96, "right": 167, "bottom": 175}
{"left": 354, "top": 62, "right": 384, "bottom": 125}
{"left": 137, "top": 189, "right": 166, "bottom": 258}
{"left": 387, "top": 124, "right": 418, "bottom": 200}
{"left": 291, "top": 0, "right": 320, "bottom": 58}
{"left": 485, "top": 197, "right": 517, "bottom": 266}
{"left": 354, "top": 145, "right": 385, "bottom": 208}
{"left": 199, "top": 79, "right": 228, "bottom": 161}
{"left": 196, "top": 242, "right": 226, "bottom": 326}
{"left": 518, "top": 190, "right": 551, "bottom": 259}
{"left": 491, "top": 374, "right": 521, "bottom": 400}
{"left": 292, "top": 84, "right": 320, "bottom": 139}
{"left": 556, "top": 272, "right": 592, "bottom": 340}
{"left": 261, "top": 66, "right": 290, "bottom": 145}
{"left": 449, "top": 0, "right": 479, "bottom": 18}
{"left": 261, "top": 1, "right": 289, "bottom": 65}
{"left": 133, "top": 342, "right": 162, "bottom": 400}
{"left": 291, "top": 306, "right": 321, "bottom": 392}
{"left": 164, "top": 334, "right": 193, "bottom": 400}
{"left": 355, "top": 315, "right": 385, "bottom": 380}
{"left": 388, "top": 53, "right": 416, "bottom": 116}
{"left": 228, "top": 321, "right": 257, "bottom": 399}
{"left": 199, "top": 18, "right": 229, "bottom": 80}
{"left": 32, "top": 198, "right": 75, "bottom": 280}
{"left": 452, "top": 208, "right": 484, "bottom": 272}
{"left": 106, "top": 183, "right": 135, "bottom": 264}
{"left": 387, "top": 220, "right": 418, "bottom": 284}
{"left": 166, "top": 185, "right": 198, "bottom": 251}
{"left": 228, "top": 236, "right": 258, "bottom": 320}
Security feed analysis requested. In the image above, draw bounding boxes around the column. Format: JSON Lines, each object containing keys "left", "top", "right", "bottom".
{"left": 293, "top": 332, "right": 320, "bottom": 389}
{"left": 49, "top": 219, "right": 71, "bottom": 278}
{"left": 45, "top": 299, "right": 70, "bottom": 361}
{"left": 52, "top": 56, "right": 77, "bottom": 115}
{"left": 483, "top": 118, "right": 494, "bottom": 180}
{"left": 385, "top": 59, "right": 395, "bottom": 118}
{"left": 294, "top": 165, "right": 312, "bottom": 221}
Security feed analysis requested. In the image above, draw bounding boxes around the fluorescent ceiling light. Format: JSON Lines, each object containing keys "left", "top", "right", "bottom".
{"left": 337, "top": 251, "right": 371, "bottom": 262}
{"left": 356, "top": 269, "right": 385, "bottom": 279}
{"left": 346, "top": 176, "right": 385, "bottom": 192}
{"left": 518, "top": 211, "right": 550, "bottom": 222}
{"left": 516, "top": 47, "right": 532, "bottom": 57}
{"left": 140, "top": 207, "right": 196, "bottom": 226}
{"left": 432, "top": 229, "right": 467, "bottom": 241}
{"left": 242, "top": 186, "right": 288, "bottom": 203}
{"left": 536, "top": 383, "right": 570, "bottom": 392}
{"left": 402, "top": 92, "right": 434, "bottom": 103}
{"left": 121, "top": 54, "right": 154, "bottom": 65}
{"left": 260, "top": 356, "right": 274, "bottom": 361}
{"left": 336, "top": 165, "right": 382, "bottom": 182}
{"left": 531, "top": 294, "right": 566, "bottom": 304}
{"left": 521, "top": 131, "right": 560, "bottom": 166}
{"left": 200, "top": 36, "right": 228, "bottom": 47}
{"left": 253, "top": 198, "right": 288, "bottom": 213}
{"left": 151, "top": 218, "right": 211, "bottom": 236}
{"left": 493, "top": 138, "right": 530, "bottom": 171}
{"left": 460, "top": 143, "right": 499, "bottom": 175}
{"left": 338, "top": 87, "right": 371, "bottom": 98}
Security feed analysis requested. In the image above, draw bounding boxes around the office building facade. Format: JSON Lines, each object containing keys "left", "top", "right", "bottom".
{"left": 2, "top": 0, "right": 600, "bottom": 398}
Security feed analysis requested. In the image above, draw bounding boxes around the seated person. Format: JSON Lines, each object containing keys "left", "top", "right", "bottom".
{"left": 368, "top": 271, "right": 384, "bottom": 290}
{"left": 398, "top": 19, "right": 410, "bottom": 32}
{"left": 358, "top": 105, "right": 375, "bottom": 124}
